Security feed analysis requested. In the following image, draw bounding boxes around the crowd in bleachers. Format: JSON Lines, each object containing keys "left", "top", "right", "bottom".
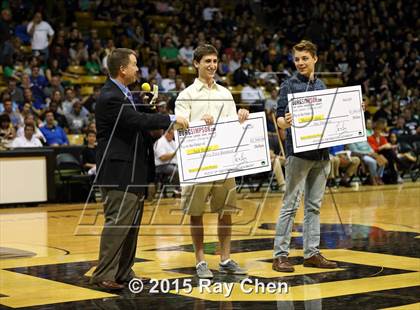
{"left": 0, "top": 0, "right": 418, "bottom": 190}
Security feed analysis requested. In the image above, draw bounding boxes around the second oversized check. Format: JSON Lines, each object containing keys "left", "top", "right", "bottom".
{"left": 288, "top": 85, "right": 366, "bottom": 153}
{"left": 174, "top": 112, "right": 271, "bottom": 185}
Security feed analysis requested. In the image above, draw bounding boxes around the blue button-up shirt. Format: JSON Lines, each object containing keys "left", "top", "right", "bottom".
{"left": 276, "top": 73, "right": 330, "bottom": 161}
{"left": 110, "top": 78, "right": 135, "bottom": 108}
{"left": 110, "top": 78, "right": 177, "bottom": 122}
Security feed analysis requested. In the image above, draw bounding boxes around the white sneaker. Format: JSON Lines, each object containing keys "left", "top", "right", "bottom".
{"left": 196, "top": 261, "right": 214, "bottom": 278}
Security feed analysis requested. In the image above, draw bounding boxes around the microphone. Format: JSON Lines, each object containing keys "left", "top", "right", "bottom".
{"left": 141, "top": 82, "right": 152, "bottom": 103}
{"left": 141, "top": 82, "right": 151, "bottom": 92}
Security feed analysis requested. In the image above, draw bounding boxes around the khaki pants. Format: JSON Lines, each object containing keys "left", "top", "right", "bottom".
{"left": 329, "top": 155, "right": 340, "bottom": 178}
{"left": 340, "top": 156, "right": 361, "bottom": 177}
{"left": 180, "top": 178, "right": 237, "bottom": 216}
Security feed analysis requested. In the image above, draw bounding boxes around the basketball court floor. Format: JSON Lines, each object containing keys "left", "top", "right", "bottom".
{"left": 0, "top": 182, "right": 419, "bottom": 309}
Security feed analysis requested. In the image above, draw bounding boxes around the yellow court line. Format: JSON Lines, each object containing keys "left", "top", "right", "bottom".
{"left": 381, "top": 302, "right": 420, "bottom": 310}
{"left": 0, "top": 270, "right": 115, "bottom": 308}
{"left": 0, "top": 253, "right": 100, "bottom": 270}
{"left": 174, "top": 272, "right": 420, "bottom": 302}
{"left": 320, "top": 249, "right": 420, "bottom": 271}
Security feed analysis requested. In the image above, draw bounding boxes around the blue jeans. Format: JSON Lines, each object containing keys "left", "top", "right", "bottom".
{"left": 362, "top": 155, "right": 384, "bottom": 177}
{"left": 274, "top": 156, "right": 330, "bottom": 259}
{"left": 32, "top": 47, "right": 50, "bottom": 63}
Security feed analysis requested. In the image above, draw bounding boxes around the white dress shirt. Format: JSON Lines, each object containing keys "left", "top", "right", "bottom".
{"left": 12, "top": 136, "right": 43, "bottom": 148}
{"left": 175, "top": 78, "right": 237, "bottom": 122}
{"left": 154, "top": 135, "right": 177, "bottom": 166}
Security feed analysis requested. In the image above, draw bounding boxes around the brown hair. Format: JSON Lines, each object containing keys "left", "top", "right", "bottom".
{"left": 107, "top": 48, "right": 137, "bottom": 78}
{"left": 193, "top": 44, "right": 218, "bottom": 63}
{"left": 24, "top": 124, "right": 35, "bottom": 131}
{"left": 292, "top": 40, "right": 317, "bottom": 57}
{"left": 374, "top": 118, "right": 387, "bottom": 129}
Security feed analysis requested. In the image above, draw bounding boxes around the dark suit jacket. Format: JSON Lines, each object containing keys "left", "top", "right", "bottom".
{"left": 95, "top": 79, "right": 171, "bottom": 193}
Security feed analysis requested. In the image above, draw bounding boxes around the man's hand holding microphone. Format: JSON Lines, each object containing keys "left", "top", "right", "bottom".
{"left": 140, "top": 82, "right": 188, "bottom": 129}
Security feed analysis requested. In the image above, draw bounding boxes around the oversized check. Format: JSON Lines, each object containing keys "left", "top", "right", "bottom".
{"left": 174, "top": 112, "right": 271, "bottom": 185}
{"left": 288, "top": 85, "right": 366, "bottom": 153}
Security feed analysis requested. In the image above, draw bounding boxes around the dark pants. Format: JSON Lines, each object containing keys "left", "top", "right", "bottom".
{"left": 156, "top": 164, "right": 179, "bottom": 185}
{"left": 90, "top": 189, "right": 144, "bottom": 284}
{"left": 379, "top": 149, "right": 399, "bottom": 183}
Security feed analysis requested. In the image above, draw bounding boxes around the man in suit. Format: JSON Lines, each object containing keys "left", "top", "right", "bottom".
{"left": 90, "top": 48, "right": 188, "bottom": 290}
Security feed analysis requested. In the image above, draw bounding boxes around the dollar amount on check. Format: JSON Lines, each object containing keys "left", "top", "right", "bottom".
{"left": 288, "top": 85, "right": 366, "bottom": 153}
{"left": 174, "top": 112, "right": 271, "bottom": 185}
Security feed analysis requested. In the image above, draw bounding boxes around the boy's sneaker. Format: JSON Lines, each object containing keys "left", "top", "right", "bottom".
{"left": 219, "top": 259, "right": 247, "bottom": 275}
{"left": 196, "top": 261, "right": 214, "bottom": 278}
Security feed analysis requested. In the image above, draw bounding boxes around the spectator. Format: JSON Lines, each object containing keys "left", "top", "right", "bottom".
{"left": 43, "top": 75, "right": 64, "bottom": 98}
{"left": 7, "top": 79, "right": 24, "bottom": 105}
{"left": 85, "top": 52, "right": 102, "bottom": 75}
{"left": 69, "top": 40, "right": 89, "bottom": 65}
{"left": 241, "top": 76, "right": 265, "bottom": 112}
{"left": 66, "top": 28, "right": 83, "bottom": 50}
{"left": 48, "top": 100, "right": 69, "bottom": 132}
{"left": 27, "top": 12, "right": 54, "bottom": 62}
{"left": 81, "top": 130, "right": 97, "bottom": 174}
{"left": 327, "top": 155, "right": 341, "bottom": 188}
{"left": 45, "top": 58, "right": 76, "bottom": 82}
{"left": 127, "top": 24, "right": 145, "bottom": 46}
{"left": 23, "top": 87, "right": 45, "bottom": 117}
{"left": 202, "top": 1, "right": 220, "bottom": 21}
{"left": 83, "top": 86, "right": 100, "bottom": 114}
{"left": 40, "top": 110, "right": 69, "bottom": 146}
{"left": 160, "top": 37, "right": 179, "bottom": 66}
{"left": 373, "top": 101, "right": 393, "bottom": 125}
{"left": 66, "top": 100, "right": 89, "bottom": 134}
{"left": 20, "top": 102, "right": 37, "bottom": 121}
{"left": 21, "top": 73, "right": 46, "bottom": 109}
{"left": 367, "top": 119, "right": 401, "bottom": 184}
{"left": 62, "top": 88, "right": 78, "bottom": 114}
{"left": 2, "top": 57, "right": 21, "bottom": 81}
{"left": 265, "top": 87, "right": 279, "bottom": 112}
{"left": 87, "top": 121, "right": 96, "bottom": 133}
{"left": 161, "top": 68, "right": 177, "bottom": 92}
{"left": 0, "top": 114, "right": 16, "bottom": 149}
{"left": 229, "top": 51, "right": 243, "bottom": 73}
{"left": 233, "top": 58, "right": 253, "bottom": 86}
{"left": 30, "top": 66, "right": 49, "bottom": 93}
{"left": 156, "top": 101, "right": 169, "bottom": 115}
{"left": 0, "top": 92, "right": 19, "bottom": 113}
{"left": 366, "top": 117, "right": 374, "bottom": 137}
{"left": 48, "top": 89, "right": 64, "bottom": 113}
{"left": 217, "top": 53, "right": 230, "bottom": 76}
{"left": 402, "top": 108, "right": 419, "bottom": 135}
{"left": 0, "top": 9, "right": 12, "bottom": 66}
{"left": 2, "top": 98, "right": 22, "bottom": 128}
{"left": 14, "top": 18, "right": 30, "bottom": 45}
{"left": 11, "top": 124, "right": 42, "bottom": 148}
{"left": 389, "top": 132, "right": 417, "bottom": 171}
{"left": 390, "top": 116, "right": 411, "bottom": 136}
{"left": 16, "top": 114, "right": 46, "bottom": 144}
{"left": 348, "top": 141, "right": 386, "bottom": 185}
{"left": 24, "top": 56, "right": 45, "bottom": 76}
{"left": 153, "top": 128, "right": 180, "bottom": 192}
{"left": 329, "top": 145, "right": 361, "bottom": 187}
{"left": 179, "top": 38, "right": 194, "bottom": 66}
